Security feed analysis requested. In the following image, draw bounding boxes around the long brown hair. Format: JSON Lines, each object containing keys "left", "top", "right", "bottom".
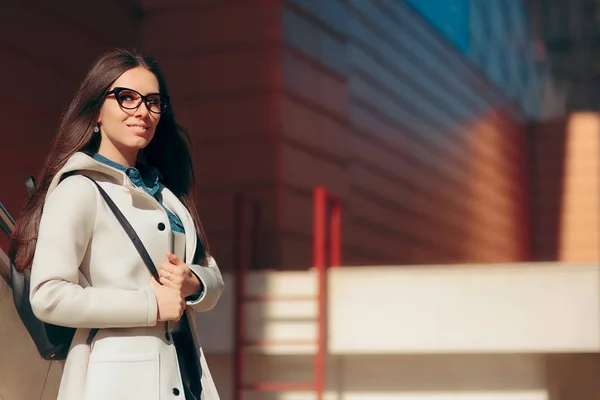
{"left": 10, "top": 48, "right": 208, "bottom": 271}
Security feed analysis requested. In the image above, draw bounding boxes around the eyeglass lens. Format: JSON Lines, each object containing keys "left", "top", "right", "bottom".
{"left": 116, "top": 89, "right": 166, "bottom": 113}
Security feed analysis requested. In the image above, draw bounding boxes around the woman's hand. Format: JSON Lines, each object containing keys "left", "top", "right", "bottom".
{"left": 158, "top": 253, "right": 202, "bottom": 299}
{"left": 149, "top": 278, "right": 185, "bottom": 322}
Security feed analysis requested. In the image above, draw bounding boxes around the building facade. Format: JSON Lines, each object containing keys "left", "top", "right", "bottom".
{"left": 2, "top": 1, "right": 600, "bottom": 400}
{"left": 0, "top": 0, "right": 547, "bottom": 270}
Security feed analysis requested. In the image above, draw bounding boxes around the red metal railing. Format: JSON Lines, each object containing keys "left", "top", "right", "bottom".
{"left": 312, "top": 186, "right": 341, "bottom": 400}
{"left": 233, "top": 186, "right": 341, "bottom": 400}
{"left": 233, "top": 194, "right": 260, "bottom": 400}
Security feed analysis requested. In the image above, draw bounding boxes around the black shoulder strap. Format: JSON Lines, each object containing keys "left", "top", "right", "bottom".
{"left": 25, "top": 176, "right": 36, "bottom": 197}
{"left": 82, "top": 176, "right": 160, "bottom": 281}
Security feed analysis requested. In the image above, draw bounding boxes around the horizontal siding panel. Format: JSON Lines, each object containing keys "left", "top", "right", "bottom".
{"left": 348, "top": 193, "right": 468, "bottom": 255}
{"left": 349, "top": 102, "right": 415, "bottom": 151}
{"left": 350, "top": 75, "right": 505, "bottom": 187}
{"left": 348, "top": 166, "right": 469, "bottom": 233}
{"left": 194, "top": 140, "right": 277, "bottom": 187}
{"left": 27, "top": 0, "right": 141, "bottom": 46}
{"left": 283, "top": 49, "right": 347, "bottom": 118}
{"left": 0, "top": 103, "right": 55, "bottom": 153}
{"left": 348, "top": 43, "right": 473, "bottom": 127}
{"left": 349, "top": 133, "right": 415, "bottom": 183}
{"left": 350, "top": 217, "right": 456, "bottom": 264}
{"left": 279, "top": 233, "right": 312, "bottom": 269}
{"left": 139, "top": 0, "right": 217, "bottom": 10}
{"left": 348, "top": 218, "right": 410, "bottom": 261}
{"left": 0, "top": 5, "right": 122, "bottom": 75}
{"left": 155, "top": 45, "right": 281, "bottom": 98}
{"left": 349, "top": 96, "right": 468, "bottom": 182}
{"left": 282, "top": 4, "right": 347, "bottom": 76}
{"left": 202, "top": 230, "right": 280, "bottom": 271}
{"left": 0, "top": 47, "right": 78, "bottom": 118}
{"left": 196, "top": 187, "right": 277, "bottom": 236}
{"left": 281, "top": 143, "right": 349, "bottom": 198}
{"left": 347, "top": 3, "right": 484, "bottom": 115}
{"left": 280, "top": 187, "right": 313, "bottom": 237}
{"left": 142, "top": 1, "right": 281, "bottom": 54}
{"left": 178, "top": 94, "right": 279, "bottom": 138}
{"left": 367, "top": 0, "right": 516, "bottom": 117}
{"left": 285, "top": 0, "right": 349, "bottom": 37}
{"left": 281, "top": 96, "right": 351, "bottom": 159}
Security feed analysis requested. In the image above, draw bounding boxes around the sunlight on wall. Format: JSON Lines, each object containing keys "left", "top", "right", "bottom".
{"left": 559, "top": 113, "right": 600, "bottom": 262}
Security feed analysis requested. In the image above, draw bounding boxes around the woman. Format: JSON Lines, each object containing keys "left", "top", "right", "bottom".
{"left": 9, "top": 49, "right": 224, "bottom": 400}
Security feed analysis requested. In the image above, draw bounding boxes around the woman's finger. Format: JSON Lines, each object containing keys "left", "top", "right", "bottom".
{"left": 166, "top": 252, "right": 184, "bottom": 266}
{"left": 160, "top": 267, "right": 184, "bottom": 283}
{"left": 159, "top": 275, "right": 179, "bottom": 290}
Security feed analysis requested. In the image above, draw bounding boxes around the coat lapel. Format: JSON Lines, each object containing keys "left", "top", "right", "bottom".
{"left": 160, "top": 188, "right": 197, "bottom": 264}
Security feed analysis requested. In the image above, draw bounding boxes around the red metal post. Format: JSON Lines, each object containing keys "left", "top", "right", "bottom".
{"left": 313, "top": 186, "right": 326, "bottom": 400}
{"left": 233, "top": 194, "right": 249, "bottom": 400}
{"left": 313, "top": 186, "right": 327, "bottom": 270}
{"left": 329, "top": 199, "right": 341, "bottom": 267}
{"left": 313, "top": 186, "right": 343, "bottom": 400}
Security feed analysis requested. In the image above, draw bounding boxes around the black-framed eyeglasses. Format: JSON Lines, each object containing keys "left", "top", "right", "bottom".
{"left": 106, "top": 87, "right": 170, "bottom": 114}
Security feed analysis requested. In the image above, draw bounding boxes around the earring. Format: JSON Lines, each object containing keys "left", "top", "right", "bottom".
{"left": 93, "top": 125, "right": 100, "bottom": 133}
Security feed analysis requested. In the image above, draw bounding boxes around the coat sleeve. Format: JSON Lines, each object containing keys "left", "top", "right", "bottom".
{"left": 29, "top": 175, "right": 158, "bottom": 329}
{"left": 186, "top": 256, "right": 224, "bottom": 312}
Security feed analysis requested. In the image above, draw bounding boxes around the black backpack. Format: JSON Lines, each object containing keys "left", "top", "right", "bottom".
{"left": 7, "top": 176, "right": 74, "bottom": 360}
{"left": 8, "top": 175, "right": 161, "bottom": 360}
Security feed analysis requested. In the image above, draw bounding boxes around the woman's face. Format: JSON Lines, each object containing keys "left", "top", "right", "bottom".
{"left": 96, "top": 67, "right": 162, "bottom": 163}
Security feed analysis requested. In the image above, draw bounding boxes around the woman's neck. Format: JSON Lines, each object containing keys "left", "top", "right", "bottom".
{"left": 97, "top": 142, "right": 138, "bottom": 167}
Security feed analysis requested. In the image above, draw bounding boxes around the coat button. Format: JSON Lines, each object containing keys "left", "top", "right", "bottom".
{"left": 172, "top": 388, "right": 180, "bottom": 396}
{"left": 157, "top": 222, "right": 166, "bottom": 231}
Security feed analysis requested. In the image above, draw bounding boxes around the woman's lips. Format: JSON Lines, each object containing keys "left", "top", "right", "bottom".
{"left": 127, "top": 124, "right": 148, "bottom": 133}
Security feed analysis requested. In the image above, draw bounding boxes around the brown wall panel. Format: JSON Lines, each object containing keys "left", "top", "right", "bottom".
{"left": 142, "top": 0, "right": 281, "bottom": 54}
{"left": 0, "top": 47, "right": 75, "bottom": 118}
{"left": 281, "top": 96, "right": 351, "bottom": 160}
{"left": 140, "top": 0, "right": 283, "bottom": 269}
{"left": 0, "top": 3, "right": 134, "bottom": 77}
{"left": 278, "top": 0, "right": 529, "bottom": 267}
{"left": 179, "top": 94, "right": 280, "bottom": 140}
{"left": 194, "top": 139, "right": 277, "bottom": 188}
{"left": 0, "top": 0, "right": 534, "bottom": 272}
{"left": 281, "top": 143, "right": 348, "bottom": 196}
{"left": 152, "top": 45, "right": 281, "bottom": 98}
{"left": 282, "top": 49, "right": 348, "bottom": 119}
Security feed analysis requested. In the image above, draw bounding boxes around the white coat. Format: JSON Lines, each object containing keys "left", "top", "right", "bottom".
{"left": 29, "top": 152, "right": 224, "bottom": 400}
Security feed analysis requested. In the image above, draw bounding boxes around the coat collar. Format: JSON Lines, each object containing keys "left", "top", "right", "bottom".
{"left": 48, "top": 152, "right": 129, "bottom": 198}
{"left": 50, "top": 151, "right": 199, "bottom": 263}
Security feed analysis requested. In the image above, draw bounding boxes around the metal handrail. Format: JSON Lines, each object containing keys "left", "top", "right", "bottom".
{"left": 0, "top": 248, "right": 9, "bottom": 283}
{"left": 0, "top": 202, "right": 14, "bottom": 236}
{"left": 0, "top": 201, "right": 14, "bottom": 283}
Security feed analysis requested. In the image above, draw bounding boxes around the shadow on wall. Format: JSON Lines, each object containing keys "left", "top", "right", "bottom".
{"left": 528, "top": 118, "right": 568, "bottom": 262}
{"left": 528, "top": 113, "right": 600, "bottom": 263}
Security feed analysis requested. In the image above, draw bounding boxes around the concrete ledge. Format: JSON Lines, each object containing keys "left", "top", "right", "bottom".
{"left": 195, "top": 263, "right": 600, "bottom": 354}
